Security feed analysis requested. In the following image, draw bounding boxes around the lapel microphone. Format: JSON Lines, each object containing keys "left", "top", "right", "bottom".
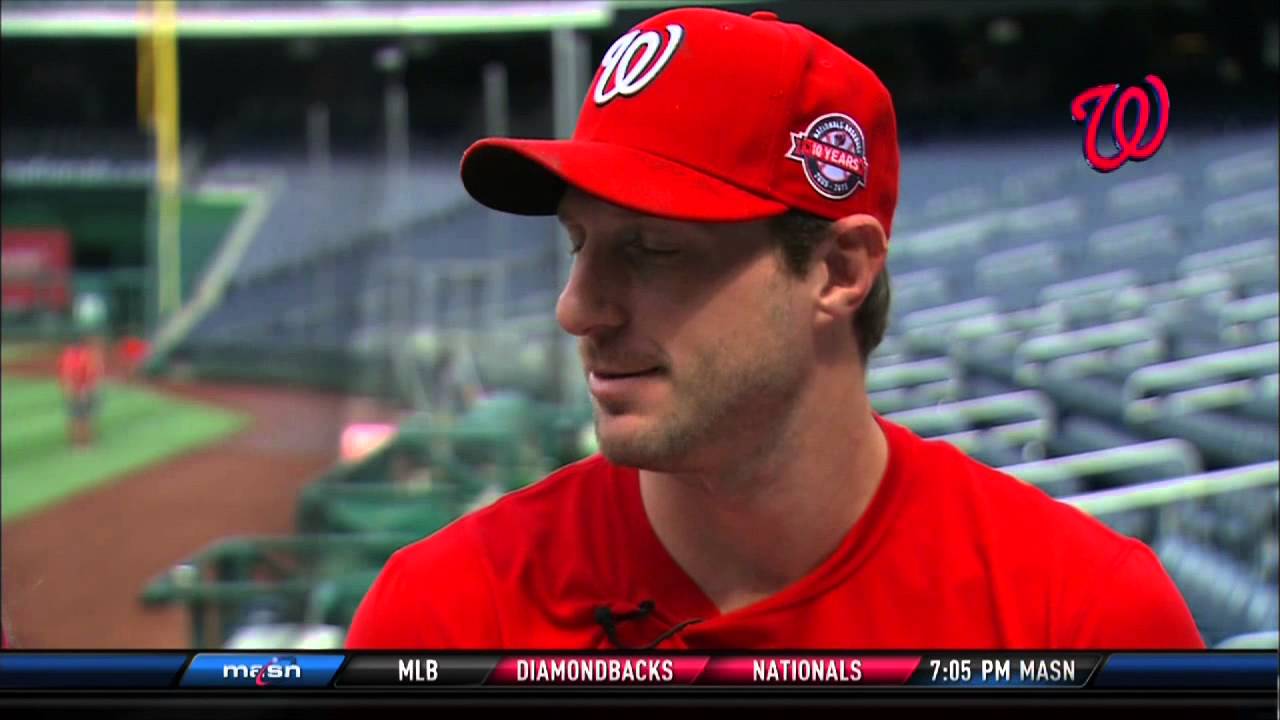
{"left": 594, "top": 600, "right": 705, "bottom": 650}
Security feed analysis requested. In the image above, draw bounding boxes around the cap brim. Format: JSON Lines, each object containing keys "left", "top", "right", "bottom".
{"left": 460, "top": 138, "right": 789, "bottom": 223}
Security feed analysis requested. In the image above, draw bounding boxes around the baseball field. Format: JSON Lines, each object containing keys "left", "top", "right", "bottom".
{"left": 1, "top": 376, "right": 246, "bottom": 521}
{"left": 1, "top": 344, "right": 374, "bottom": 648}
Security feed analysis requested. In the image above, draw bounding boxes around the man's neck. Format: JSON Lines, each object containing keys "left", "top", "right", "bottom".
{"left": 638, "top": 370, "right": 888, "bottom": 615}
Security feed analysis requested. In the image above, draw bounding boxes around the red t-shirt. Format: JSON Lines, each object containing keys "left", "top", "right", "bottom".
{"left": 347, "top": 416, "right": 1204, "bottom": 650}
{"left": 58, "top": 345, "right": 103, "bottom": 394}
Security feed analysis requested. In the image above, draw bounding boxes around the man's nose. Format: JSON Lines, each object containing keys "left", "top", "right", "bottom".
{"left": 556, "top": 249, "right": 627, "bottom": 338}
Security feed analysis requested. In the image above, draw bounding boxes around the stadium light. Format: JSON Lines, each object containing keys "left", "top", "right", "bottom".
{"left": 0, "top": 1, "right": 614, "bottom": 38}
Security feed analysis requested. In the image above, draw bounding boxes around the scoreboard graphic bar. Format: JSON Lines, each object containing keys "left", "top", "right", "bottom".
{"left": 0, "top": 652, "right": 1274, "bottom": 691}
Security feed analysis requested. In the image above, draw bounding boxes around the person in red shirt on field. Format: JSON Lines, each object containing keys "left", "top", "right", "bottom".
{"left": 58, "top": 332, "right": 105, "bottom": 448}
{"left": 347, "top": 8, "right": 1203, "bottom": 650}
{"left": 116, "top": 331, "right": 149, "bottom": 381}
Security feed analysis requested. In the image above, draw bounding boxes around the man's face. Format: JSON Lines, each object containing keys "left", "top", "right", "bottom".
{"left": 556, "top": 188, "right": 815, "bottom": 471}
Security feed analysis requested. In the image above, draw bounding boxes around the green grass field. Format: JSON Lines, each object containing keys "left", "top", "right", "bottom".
{"left": 1, "top": 377, "right": 248, "bottom": 522}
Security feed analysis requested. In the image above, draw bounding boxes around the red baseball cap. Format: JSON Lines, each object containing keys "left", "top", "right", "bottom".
{"left": 460, "top": 7, "right": 899, "bottom": 235}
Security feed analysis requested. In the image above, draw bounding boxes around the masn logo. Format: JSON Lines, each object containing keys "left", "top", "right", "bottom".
{"left": 182, "top": 653, "right": 343, "bottom": 688}
{"left": 221, "top": 656, "right": 302, "bottom": 686}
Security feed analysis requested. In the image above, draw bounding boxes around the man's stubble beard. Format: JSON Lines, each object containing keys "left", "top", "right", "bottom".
{"left": 592, "top": 301, "right": 807, "bottom": 472}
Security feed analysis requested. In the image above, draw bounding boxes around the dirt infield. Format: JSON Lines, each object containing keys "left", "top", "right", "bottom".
{"left": 2, "top": 352, "right": 398, "bottom": 649}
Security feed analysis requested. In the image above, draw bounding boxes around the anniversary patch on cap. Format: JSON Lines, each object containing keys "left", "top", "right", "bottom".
{"left": 785, "top": 113, "right": 869, "bottom": 200}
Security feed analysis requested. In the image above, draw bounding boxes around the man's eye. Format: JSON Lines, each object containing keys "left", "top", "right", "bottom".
{"left": 627, "top": 238, "right": 678, "bottom": 256}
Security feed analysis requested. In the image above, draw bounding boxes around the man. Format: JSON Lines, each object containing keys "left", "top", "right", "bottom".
{"left": 348, "top": 7, "right": 1203, "bottom": 649}
{"left": 57, "top": 330, "right": 105, "bottom": 448}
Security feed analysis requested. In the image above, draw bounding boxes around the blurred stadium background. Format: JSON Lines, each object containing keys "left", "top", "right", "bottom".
{"left": 0, "top": 0, "right": 1276, "bottom": 650}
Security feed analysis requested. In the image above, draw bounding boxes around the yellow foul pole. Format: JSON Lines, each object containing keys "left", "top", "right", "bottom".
{"left": 140, "top": 0, "right": 182, "bottom": 319}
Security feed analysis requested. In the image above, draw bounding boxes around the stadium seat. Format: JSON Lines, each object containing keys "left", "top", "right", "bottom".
{"left": 1122, "top": 342, "right": 1280, "bottom": 422}
{"left": 1000, "top": 163, "right": 1071, "bottom": 206}
{"left": 994, "top": 196, "right": 1083, "bottom": 248}
{"left": 1086, "top": 215, "right": 1182, "bottom": 283}
{"left": 895, "top": 212, "right": 998, "bottom": 270}
{"left": 1178, "top": 238, "right": 1279, "bottom": 294}
{"left": 1040, "top": 270, "right": 1144, "bottom": 328}
{"left": 1237, "top": 374, "right": 1279, "bottom": 422}
{"left": 975, "top": 241, "right": 1064, "bottom": 310}
{"left": 868, "top": 333, "right": 911, "bottom": 366}
{"left": 1155, "top": 535, "right": 1279, "bottom": 646}
{"left": 887, "top": 389, "right": 1053, "bottom": 439}
{"left": 891, "top": 268, "right": 951, "bottom": 318}
{"left": 1201, "top": 188, "right": 1279, "bottom": 244}
{"left": 923, "top": 185, "right": 990, "bottom": 222}
{"left": 1104, "top": 172, "right": 1185, "bottom": 221}
{"left": 140, "top": 533, "right": 415, "bottom": 647}
{"left": 1047, "top": 416, "right": 1145, "bottom": 456}
{"left": 1215, "top": 630, "right": 1280, "bottom": 649}
{"left": 948, "top": 421, "right": 1063, "bottom": 486}
{"left": 1013, "top": 319, "right": 1165, "bottom": 388}
{"left": 1003, "top": 438, "right": 1202, "bottom": 491}
{"left": 1137, "top": 377, "right": 1277, "bottom": 426}
{"left": 868, "top": 358, "right": 962, "bottom": 413}
{"left": 1205, "top": 148, "right": 1279, "bottom": 197}
{"left": 1142, "top": 411, "right": 1279, "bottom": 467}
{"left": 1096, "top": 508, "right": 1154, "bottom": 540}
{"left": 1217, "top": 293, "right": 1280, "bottom": 347}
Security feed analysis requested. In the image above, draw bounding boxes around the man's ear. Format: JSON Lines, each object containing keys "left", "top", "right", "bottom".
{"left": 814, "top": 214, "right": 888, "bottom": 322}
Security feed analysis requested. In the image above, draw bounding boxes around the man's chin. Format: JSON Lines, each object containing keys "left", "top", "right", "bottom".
{"left": 594, "top": 415, "right": 672, "bottom": 467}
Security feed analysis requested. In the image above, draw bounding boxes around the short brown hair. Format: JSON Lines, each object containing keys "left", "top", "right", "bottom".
{"left": 769, "top": 211, "right": 891, "bottom": 364}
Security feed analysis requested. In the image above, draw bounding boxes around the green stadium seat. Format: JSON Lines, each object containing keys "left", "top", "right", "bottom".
{"left": 1040, "top": 270, "right": 1143, "bottom": 327}
{"left": 1002, "top": 438, "right": 1202, "bottom": 490}
{"left": 1206, "top": 148, "right": 1278, "bottom": 197}
{"left": 1215, "top": 630, "right": 1279, "bottom": 649}
{"left": 1143, "top": 412, "right": 1279, "bottom": 467}
{"left": 1202, "top": 188, "right": 1279, "bottom": 243}
{"left": 1178, "top": 239, "right": 1278, "bottom": 292}
{"left": 1014, "top": 319, "right": 1165, "bottom": 388}
{"left": 141, "top": 533, "right": 416, "bottom": 647}
{"left": 1000, "top": 196, "right": 1083, "bottom": 242}
{"left": 1086, "top": 215, "right": 1181, "bottom": 283}
{"left": 1122, "top": 342, "right": 1279, "bottom": 424}
{"left": 1104, "top": 173, "right": 1184, "bottom": 220}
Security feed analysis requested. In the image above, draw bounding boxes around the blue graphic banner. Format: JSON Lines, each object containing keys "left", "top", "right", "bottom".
{"left": 0, "top": 651, "right": 1273, "bottom": 691}
{"left": 0, "top": 653, "right": 188, "bottom": 688}
{"left": 1091, "top": 653, "right": 1278, "bottom": 689}
{"left": 179, "top": 653, "right": 345, "bottom": 688}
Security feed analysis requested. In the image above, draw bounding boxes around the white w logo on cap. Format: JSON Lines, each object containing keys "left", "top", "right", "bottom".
{"left": 593, "top": 24, "right": 684, "bottom": 106}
